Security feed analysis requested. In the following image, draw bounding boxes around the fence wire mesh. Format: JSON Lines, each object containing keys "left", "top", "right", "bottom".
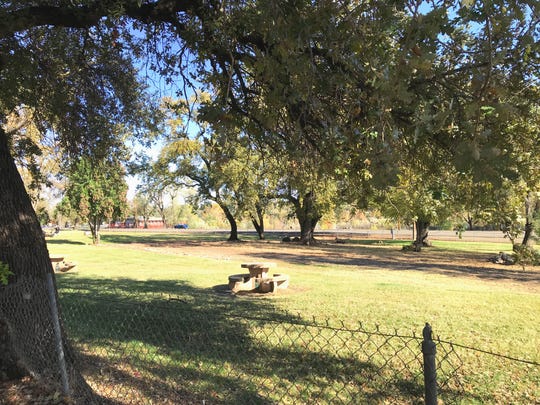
{"left": 53, "top": 287, "right": 484, "bottom": 404}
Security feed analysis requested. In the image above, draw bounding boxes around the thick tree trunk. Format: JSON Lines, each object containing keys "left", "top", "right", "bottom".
{"left": 0, "top": 127, "right": 95, "bottom": 401}
{"left": 299, "top": 214, "right": 320, "bottom": 245}
{"left": 413, "top": 220, "right": 431, "bottom": 251}
{"left": 291, "top": 191, "right": 320, "bottom": 245}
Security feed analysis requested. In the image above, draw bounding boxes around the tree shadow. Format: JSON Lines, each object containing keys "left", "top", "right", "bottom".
{"left": 46, "top": 239, "right": 86, "bottom": 245}
{"left": 100, "top": 234, "right": 182, "bottom": 245}
{"left": 246, "top": 246, "right": 540, "bottom": 284}
{"left": 100, "top": 231, "right": 229, "bottom": 245}
{"left": 55, "top": 276, "right": 474, "bottom": 404}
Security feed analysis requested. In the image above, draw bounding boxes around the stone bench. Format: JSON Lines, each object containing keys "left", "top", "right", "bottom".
{"left": 259, "top": 274, "right": 290, "bottom": 293}
{"left": 228, "top": 273, "right": 258, "bottom": 293}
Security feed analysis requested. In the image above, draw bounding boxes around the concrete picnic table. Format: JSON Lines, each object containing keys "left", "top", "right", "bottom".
{"left": 228, "top": 262, "right": 289, "bottom": 293}
{"left": 49, "top": 255, "right": 65, "bottom": 264}
{"left": 241, "top": 262, "right": 277, "bottom": 279}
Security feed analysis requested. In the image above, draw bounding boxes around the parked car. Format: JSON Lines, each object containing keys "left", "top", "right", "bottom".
{"left": 174, "top": 223, "right": 189, "bottom": 229}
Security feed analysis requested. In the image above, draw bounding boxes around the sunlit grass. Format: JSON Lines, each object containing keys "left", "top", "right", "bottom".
{"left": 49, "top": 230, "right": 539, "bottom": 355}
{"left": 49, "top": 230, "right": 539, "bottom": 403}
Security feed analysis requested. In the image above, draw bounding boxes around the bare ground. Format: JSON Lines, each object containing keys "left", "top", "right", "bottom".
{"left": 128, "top": 234, "right": 540, "bottom": 290}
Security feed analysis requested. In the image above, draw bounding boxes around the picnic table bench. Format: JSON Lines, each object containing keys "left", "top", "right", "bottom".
{"left": 50, "top": 255, "right": 76, "bottom": 272}
{"left": 229, "top": 262, "right": 289, "bottom": 293}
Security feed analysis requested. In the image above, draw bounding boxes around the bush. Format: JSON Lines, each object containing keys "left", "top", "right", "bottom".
{"left": 512, "top": 244, "right": 540, "bottom": 267}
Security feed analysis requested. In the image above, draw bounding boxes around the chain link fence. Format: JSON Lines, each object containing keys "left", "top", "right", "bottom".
{"left": 48, "top": 285, "right": 537, "bottom": 404}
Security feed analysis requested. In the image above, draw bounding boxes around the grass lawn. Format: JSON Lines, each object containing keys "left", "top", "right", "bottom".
{"left": 48, "top": 230, "right": 540, "bottom": 404}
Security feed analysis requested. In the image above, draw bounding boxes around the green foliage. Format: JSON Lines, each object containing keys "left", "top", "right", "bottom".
{"left": 0, "top": 261, "right": 13, "bottom": 286}
{"left": 378, "top": 165, "right": 454, "bottom": 228}
{"left": 155, "top": 98, "right": 287, "bottom": 238}
{"left": 4, "top": 0, "right": 539, "bottom": 248}
{"left": 65, "top": 157, "right": 128, "bottom": 243}
{"left": 512, "top": 244, "right": 540, "bottom": 267}
{"left": 35, "top": 206, "right": 50, "bottom": 226}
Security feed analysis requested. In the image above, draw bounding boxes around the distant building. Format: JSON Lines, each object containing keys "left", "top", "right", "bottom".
{"left": 143, "top": 217, "right": 165, "bottom": 229}
{"left": 110, "top": 216, "right": 165, "bottom": 229}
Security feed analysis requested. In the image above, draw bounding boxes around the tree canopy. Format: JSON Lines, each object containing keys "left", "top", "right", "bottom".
{"left": 63, "top": 156, "right": 128, "bottom": 244}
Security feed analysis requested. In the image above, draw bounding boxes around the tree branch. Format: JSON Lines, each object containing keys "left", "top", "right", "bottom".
{"left": 0, "top": 1, "right": 199, "bottom": 38}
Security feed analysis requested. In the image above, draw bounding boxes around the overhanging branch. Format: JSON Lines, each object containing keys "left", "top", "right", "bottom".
{"left": 0, "top": 0, "right": 199, "bottom": 38}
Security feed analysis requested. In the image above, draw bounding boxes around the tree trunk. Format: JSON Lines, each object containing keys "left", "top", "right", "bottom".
{"left": 521, "top": 192, "right": 538, "bottom": 247}
{"left": 522, "top": 220, "right": 534, "bottom": 247}
{"left": 158, "top": 202, "right": 167, "bottom": 228}
{"left": 89, "top": 217, "right": 100, "bottom": 245}
{"left": 0, "top": 127, "right": 95, "bottom": 401}
{"left": 219, "top": 202, "right": 239, "bottom": 241}
{"left": 250, "top": 204, "right": 265, "bottom": 240}
{"left": 299, "top": 214, "right": 320, "bottom": 245}
{"left": 466, "top": 214, "right": 474, "bottom": 231}
{"left": 291, "top": 191, "right": 320, "bottom": 245}
{"left": 413, "top": 220, "right": 431, "bottom": 251}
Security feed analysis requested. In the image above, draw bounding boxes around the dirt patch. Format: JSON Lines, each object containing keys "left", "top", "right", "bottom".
{"left": 0, "top": 377, "right": 70, "bottom": 405}
{"left": 118, "top": 237, "right": 540, "bottom": 289}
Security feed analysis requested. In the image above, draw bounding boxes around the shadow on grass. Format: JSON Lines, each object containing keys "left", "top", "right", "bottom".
{"left": 46, "top": 238, "right": 87, "bottom": 245}
{"left": 100, "top": 231, "right": 230, "bottom": 245}
{"left": 246, "top": 245, "right": 540, "bottom": 284}
{"left": 100, "top": 233, "right": 186, "bottom": 245}
{"left": 55, "top": 276, "right": 459, "bottom": 404}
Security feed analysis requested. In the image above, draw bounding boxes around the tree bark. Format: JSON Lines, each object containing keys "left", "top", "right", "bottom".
{"left": 290, "top": 191, "right": 320, "bottom": 245}
{"left": 218, "top": 201, "right": 239, "bottom": 241}
{"left": 250, "top": 203, "right": 265, "bottom": 240}
{"left": 466, "top": 214, "right": 474, "bottom": 231}
{"left": 0, "top": 126, "right": 95, "bottom": 401}
{"left": 89, "top": 217, "right": 101, "bottom": 244}
{"left": 521, "top": 192, "right": 538, "bottom": 247}
{"left": 521, "top": 220, "right": 534, "bottom": 247}
{"left": 413, "top": 220, "right": 431, "bottom": 251}
{"left": 299, "top": 214, "right": 320, "bottom": 245}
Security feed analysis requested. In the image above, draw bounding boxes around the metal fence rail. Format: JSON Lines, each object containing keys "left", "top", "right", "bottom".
{"left": 57, "top": 289, "right": 538, "bottom": 404}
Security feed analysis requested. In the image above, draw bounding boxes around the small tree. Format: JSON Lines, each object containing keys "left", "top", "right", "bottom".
{"left": 379, "top": 166, "right": 454, "bottom": 251}
{"left": 64, "top": 157, "right": 127, "bottom": 244}
{"left": 131, "top": 192, "right": 154, "bottom": 228}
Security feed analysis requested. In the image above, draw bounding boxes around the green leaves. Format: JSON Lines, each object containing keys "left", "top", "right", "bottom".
{"left": 0, "top": 261, "right": 13, "bottom": 286}
{"left": 65, "top": 157, "right": 128, "bottom": 243}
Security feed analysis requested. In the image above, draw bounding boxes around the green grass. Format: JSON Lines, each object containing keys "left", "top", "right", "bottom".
{"left": 49, "top": 230, "right": 540, "bottom": 404}
{"left": 430, "top": 239, "right": 513, "bottom": 253}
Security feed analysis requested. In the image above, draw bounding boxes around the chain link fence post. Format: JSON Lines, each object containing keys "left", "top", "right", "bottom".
{"left": 422, "top": 322, "right": 437, "bottom": 405}
{"left": 46, "top": 273, "right": 70, "bottom": 397}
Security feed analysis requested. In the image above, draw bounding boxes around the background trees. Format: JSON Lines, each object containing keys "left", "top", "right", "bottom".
{"left": 63, "top": 157, "right": 128, "bottom": 244}
{"left": 158, "top": 122, "right": 259, "bottom": 241}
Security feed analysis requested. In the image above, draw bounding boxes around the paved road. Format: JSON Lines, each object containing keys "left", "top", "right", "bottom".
{"left": 101, "top": 227, "right": 513, "bottom": 243}
{"left": 315, "top": 229, "right": 510, "bottom": 243}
